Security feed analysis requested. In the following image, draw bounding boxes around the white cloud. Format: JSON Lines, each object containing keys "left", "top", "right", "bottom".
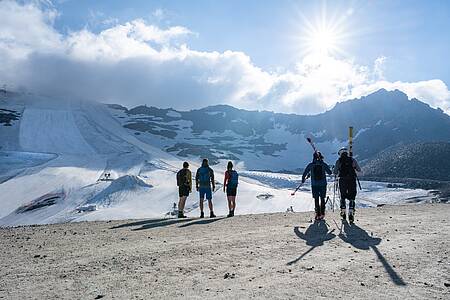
{"left": 350, "top": 79, "right": 450, "bottom": 113}
{"left": 0, "top": 0, "right": 449, "bottom": 115}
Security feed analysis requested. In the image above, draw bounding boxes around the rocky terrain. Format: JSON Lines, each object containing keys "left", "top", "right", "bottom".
{"left": 361, "top": 142, "right": 450, "bottom": 201}
{"left": 362, "top": 142, "right": 450, "bottom": 181}
{"left": 1, "top": 204, "right": 449, "bottom": 299}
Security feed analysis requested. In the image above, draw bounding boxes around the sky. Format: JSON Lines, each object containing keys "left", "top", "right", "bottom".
{"left": 1, "top": 0, "right": 450, "bottom": 114}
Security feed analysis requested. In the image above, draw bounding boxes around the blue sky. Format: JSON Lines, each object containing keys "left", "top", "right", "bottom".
{"left": 1, "top": 0, "right": 449, "bottom": 114}
{"left": 52, "top": 0, "right": 450, "bottom": 84}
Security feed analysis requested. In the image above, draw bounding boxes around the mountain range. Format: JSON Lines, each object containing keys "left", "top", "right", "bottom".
{"left": 107, "top": 89, "right": 450, "bottom": 171}
{"left": 0, "top": 88, "right": 449, "bottom": 226}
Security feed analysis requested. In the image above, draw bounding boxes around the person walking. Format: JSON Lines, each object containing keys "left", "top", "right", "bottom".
{"left": 301, "top": 152, "right": 332, "bottom": 220}
{"left": 196, "top": 158, "right": 216, "bottom": 218}
{"left": 176, "top": 161, "right": 192, "bottom": 218}
{"left": 333, "top": 147, "right": 361, "bottom": 223}
{"left": 223, "top": 161, "right": 239, "bottom": 217}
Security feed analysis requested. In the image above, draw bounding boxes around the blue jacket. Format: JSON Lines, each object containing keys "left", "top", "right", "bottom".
{"left": 302, "top": 159, "right": 332, "bottom": 187}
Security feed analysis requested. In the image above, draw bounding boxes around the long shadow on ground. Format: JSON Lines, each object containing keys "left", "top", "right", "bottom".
{"left": 287, "top": 220, "right": 336, "bottom": 265}
{"left": 338, "top": 221, "right": 406, "bottom": 286}
{"left": 110, "top": 218, "right": 192, "bottom": 230}
{"left": 178, "top": 217, "right": 225, "bottom": 228}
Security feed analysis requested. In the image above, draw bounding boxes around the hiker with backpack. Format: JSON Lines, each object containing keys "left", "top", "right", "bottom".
{"left": 195, "top": 158, "right": 216, "bottom": 218}
{"left": 176, "top": 161, "right": 192, "bottom": 218}
{"left": 333, "top": 147, "right": 361, "bottom": 223}
{"left": 223, "top": 161, "right": 239, "bottom": 217}
{"left": 301, "top": 151, "right": 332, "bottom": 220}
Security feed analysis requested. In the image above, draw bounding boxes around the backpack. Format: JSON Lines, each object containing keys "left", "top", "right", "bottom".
{"left": 228, "top": 170, "right": 239, "bottom": 188}
{"left": 313, "top": 163, "right": 324, "bottom": 181}
{"left": 339, "top": 156, "right": 356, "bottom": 178}
{"left": 197, "top": 167, "right": 211, "bottom": 185}
{"left": 176, "top": 169, "right": 189, "bottom": 187}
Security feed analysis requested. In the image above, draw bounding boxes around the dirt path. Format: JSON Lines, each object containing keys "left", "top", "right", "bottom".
{"left": 1, "top": 204, "right": 449, "bottom": 299}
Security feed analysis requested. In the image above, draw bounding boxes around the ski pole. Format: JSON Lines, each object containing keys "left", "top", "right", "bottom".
{"left": 356, "top": 175, "right": 362, "bottom": 190}
{"left": 332, "top": 178, "right": 336, "bottom": 212}
{"left": 291, "top": 182, "right": 305, "bottom": 196}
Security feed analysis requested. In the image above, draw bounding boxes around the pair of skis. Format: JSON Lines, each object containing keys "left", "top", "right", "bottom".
{"left": 348, "top": 126, "right": 362, "bottom": 190}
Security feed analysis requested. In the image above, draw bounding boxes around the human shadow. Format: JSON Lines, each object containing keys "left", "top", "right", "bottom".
{"left": 339, "top": 221, "right": 406, "bottom": 286}
{"left": 178, "top": 217, "right": 225, "bottom": 228}
{"left": 110, "top": 218, "right": 192, "bottom": 231}
{"left": 287, "top": 220, "right": 336, "bottom": 265}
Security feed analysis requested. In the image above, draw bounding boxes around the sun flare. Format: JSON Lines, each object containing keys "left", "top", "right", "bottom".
{"left": 309, "top": 27, "right": 338, "bottom": 55}
{"left": 291, "top": 5, "right": 352, "bottom": 59}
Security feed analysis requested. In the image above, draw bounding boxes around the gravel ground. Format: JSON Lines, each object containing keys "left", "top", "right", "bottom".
{"left": 1, "top": 203, "right": 449, "bottom": 299}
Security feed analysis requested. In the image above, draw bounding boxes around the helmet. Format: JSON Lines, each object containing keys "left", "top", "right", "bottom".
{"left": 313, "top": 151, "right": 324, "bottom": 161}
{"left": 338, "top": 147, "right": 348, "bottom": 156}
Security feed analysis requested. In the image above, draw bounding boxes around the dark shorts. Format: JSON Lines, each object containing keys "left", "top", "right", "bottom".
{"left": 339, "top": 177, "right": 357, "bottom": 200}
{"left": 226, "top": 187, "right": 237, "bottom": 197}
{"left": 312, "top": 185, "right": 327, "bottom": 199}
{"left": 199, "top": 187, "right": 212, "bottom": 200}
{"left": 178, "top": 186, "right": 190, "bottom": 197}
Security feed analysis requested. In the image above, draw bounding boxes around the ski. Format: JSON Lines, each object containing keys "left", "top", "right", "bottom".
{"left": 306, "top": 137, "right": 318, "bottom": 153}
{"left": 348, "top": 126, "right": 362, "bottom": 190}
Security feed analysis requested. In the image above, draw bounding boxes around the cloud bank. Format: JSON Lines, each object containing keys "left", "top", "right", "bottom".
{"left": 1, "top": 0, "right": 449, "bottom": 114}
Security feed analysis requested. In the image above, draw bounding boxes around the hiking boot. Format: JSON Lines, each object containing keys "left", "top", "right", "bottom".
{"left": 178, "top": 213, "right": 187, "bottom": 218}
{"left": 231, "top": 209, "right": 234, "bottom": 217}
{"left": 210, "top": 212, "right": 216, "bottom": 218}
{"left": 349, "top": 212, "right": 354, "bottom": 224}
{"left": 200, "top": 212, "right": 204, "bottom": 218}
{"left": 227, "top": 211, "right": 233, "bottom": 218}
{"left": 314, "top": 213, "right": 320, "bottom": 221}
{"left": 319, "top": 214, "right": 325, "bottom": 220}
{"left": 340, "top": 209, "right": 346, "bottom": 220}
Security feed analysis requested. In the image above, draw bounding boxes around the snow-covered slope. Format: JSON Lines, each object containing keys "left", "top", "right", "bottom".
{"left": 0, "top": 92, "right": 315, "bottom": 226}
{"left": 0, "top": 91, "right": 438, "bottom": 226}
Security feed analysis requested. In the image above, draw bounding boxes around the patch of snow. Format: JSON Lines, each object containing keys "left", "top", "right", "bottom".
{"left": 167, "top": 110, "right": 181, "bottom": 118}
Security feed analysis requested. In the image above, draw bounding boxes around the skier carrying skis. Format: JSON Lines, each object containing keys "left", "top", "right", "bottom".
{"left": 176, "top": 161, "right": 192, "bottom": 218}
{"left": 302, "top": 151, "right": 332, "bottom": 220}
{"left": 195, "top": 158, "right": 216, "bottom": 218}
{"left": 333, "top": 147, "right": 361, "bottom": 223}
{"left": 223, "top": 161, "right": 239, "bottom": 217}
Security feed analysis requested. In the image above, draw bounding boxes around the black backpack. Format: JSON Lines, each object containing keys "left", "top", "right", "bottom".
{"left": 176, "top": 169, "right": 189, "bottom": 187}
{"left": 313, "top": 163, "right": 324, "bottom": 181}
{"left": 339, "top": 156, "right": 356, "bottom": 178}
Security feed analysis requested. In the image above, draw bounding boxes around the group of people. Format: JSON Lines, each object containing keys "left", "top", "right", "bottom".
{"left": 176, "top": 158, "right": 239, "bottom": 219}
{"left": 301, "top": 147, "right": 361, "bottom": 222}
{"left": 176, "top": 147, "right": 361, "bottom": 222}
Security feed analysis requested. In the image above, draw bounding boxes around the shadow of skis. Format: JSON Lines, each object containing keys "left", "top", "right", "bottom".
{"left": 339, "top": 222, "right": 406, "bottom": 286}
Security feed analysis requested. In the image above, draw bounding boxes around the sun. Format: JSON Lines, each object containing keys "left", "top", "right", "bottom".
{"left": 290, "top": 5, "right": 353, "bottom": 59}
{"left": 308, "top": 27, "right": 339, "bottom": 55}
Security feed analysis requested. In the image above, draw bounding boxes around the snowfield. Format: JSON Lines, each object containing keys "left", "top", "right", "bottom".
{"left": 0, "top": 93, "right": 439, "bottom": 226}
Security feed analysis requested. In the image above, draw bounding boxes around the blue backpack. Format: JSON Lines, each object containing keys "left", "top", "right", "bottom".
{"left": 198, "top": 167, "right": 211, "bottom": 185}
{"left": 228, "top": 170, "right": 239, "bottom": 188}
